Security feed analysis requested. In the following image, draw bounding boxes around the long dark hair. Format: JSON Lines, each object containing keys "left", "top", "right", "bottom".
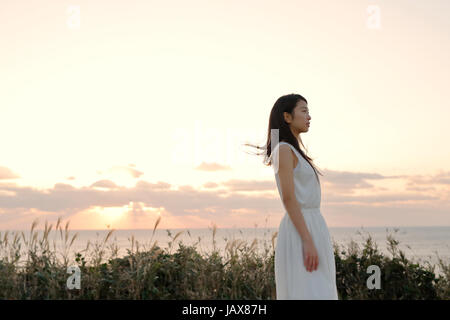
{"left": 244, "top": 93, "right": 323, "bottom": 185}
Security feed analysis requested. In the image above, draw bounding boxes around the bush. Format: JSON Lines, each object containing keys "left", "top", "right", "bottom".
{"left": 0, "top": 218, "right": 448, "bottom": 299}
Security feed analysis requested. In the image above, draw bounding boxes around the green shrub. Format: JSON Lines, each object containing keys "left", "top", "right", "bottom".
{"left": 0, "top": 218, "right": 448, "bottom": 299}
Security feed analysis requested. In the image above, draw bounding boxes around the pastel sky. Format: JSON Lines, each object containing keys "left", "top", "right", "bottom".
{"left": 1, "top": 0, "right": 450, "bottom": 230}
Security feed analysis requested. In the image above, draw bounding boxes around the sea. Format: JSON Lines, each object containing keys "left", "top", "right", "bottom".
{"left": 2, "top": 226, "right": 449, "bottom": 276}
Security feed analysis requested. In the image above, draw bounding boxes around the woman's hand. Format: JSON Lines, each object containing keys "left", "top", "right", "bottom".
{"left": 302, "top": 238, "right": 319, "bottom": 272}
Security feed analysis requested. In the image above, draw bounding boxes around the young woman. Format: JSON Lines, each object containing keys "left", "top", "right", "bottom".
{"left": 248, "top": 93, "right": 338, "bottom": 299}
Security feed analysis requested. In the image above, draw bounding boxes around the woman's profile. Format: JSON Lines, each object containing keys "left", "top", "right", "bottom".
{"left": 246, "top": 93, "right": 338, "bottom": 300}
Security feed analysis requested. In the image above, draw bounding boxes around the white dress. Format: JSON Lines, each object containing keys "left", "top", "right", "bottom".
{"left": 271, "top": 142, "right": 338, "bottom": 300}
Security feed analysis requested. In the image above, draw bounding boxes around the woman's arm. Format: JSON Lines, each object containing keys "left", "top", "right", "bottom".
{"left": 277, "top": 145, "right": 313, "bottom": 243}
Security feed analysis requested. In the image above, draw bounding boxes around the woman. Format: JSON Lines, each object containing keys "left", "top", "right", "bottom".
{"left": 247, "top": 93, "right": 339, "bottom": 299}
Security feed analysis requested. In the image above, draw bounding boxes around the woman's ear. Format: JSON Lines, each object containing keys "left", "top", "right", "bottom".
{"left": 283, "top": 112, "right": 291, "bottom": 124}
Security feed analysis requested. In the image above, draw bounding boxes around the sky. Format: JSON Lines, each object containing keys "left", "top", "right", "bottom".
{"left": 1, "top": 0, "right": 450, "bottom": 230}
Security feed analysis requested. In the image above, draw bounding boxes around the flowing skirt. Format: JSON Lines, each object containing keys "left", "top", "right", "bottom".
{"left": 275, "top": 207, "right": 339, "bottom": 300}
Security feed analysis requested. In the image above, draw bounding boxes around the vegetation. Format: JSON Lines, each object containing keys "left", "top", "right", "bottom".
{"left": 0, "top": 217, "right": 448, "bottom": 299}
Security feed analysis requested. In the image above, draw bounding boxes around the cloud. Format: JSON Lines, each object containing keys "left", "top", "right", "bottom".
{"left": 320, "top": 169, "right": 388, "bottom": 191}
{"left": 203, "top": 182, "right": 219, "bottom": 189}
{"left": 195, "top": 162, "right": 231, "bottom": 171}
{"left": 97, "top": 165, "right": 144, "bottom": 178}
{"left": 0, "top": 168, "right": 449, "bottom": 229}
{"left": 91, "top": 180, "right": 119, "bottom": 189}
{"left": 405, "top": 171, "right": 450, "bottom": 186}
{"left": 221, "top": 179, "right": 275, "bottom": 192}
{"left": 0, "top": 166, "right": 20, "bottom": 180}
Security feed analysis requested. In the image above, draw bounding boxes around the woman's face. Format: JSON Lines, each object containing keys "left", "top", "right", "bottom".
{"left": 285, "top": 100, "right": 311, "bottom": 133}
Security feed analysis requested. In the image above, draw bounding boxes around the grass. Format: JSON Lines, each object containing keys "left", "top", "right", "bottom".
{"left": 0, "top": 216, "right": 448, "bottom": 299}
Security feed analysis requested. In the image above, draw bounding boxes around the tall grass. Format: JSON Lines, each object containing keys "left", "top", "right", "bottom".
{"left": 0, "top": 217, "right": 448, "bottom": 299}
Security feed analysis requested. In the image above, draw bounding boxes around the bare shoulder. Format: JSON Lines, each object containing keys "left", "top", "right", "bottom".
{"left": 278, "top": 144, "right": 296, "bottom": 168}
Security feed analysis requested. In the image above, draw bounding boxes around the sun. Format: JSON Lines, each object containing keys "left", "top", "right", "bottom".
{"left": 97, "top": 206, "right": 126, "bottom": 226}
